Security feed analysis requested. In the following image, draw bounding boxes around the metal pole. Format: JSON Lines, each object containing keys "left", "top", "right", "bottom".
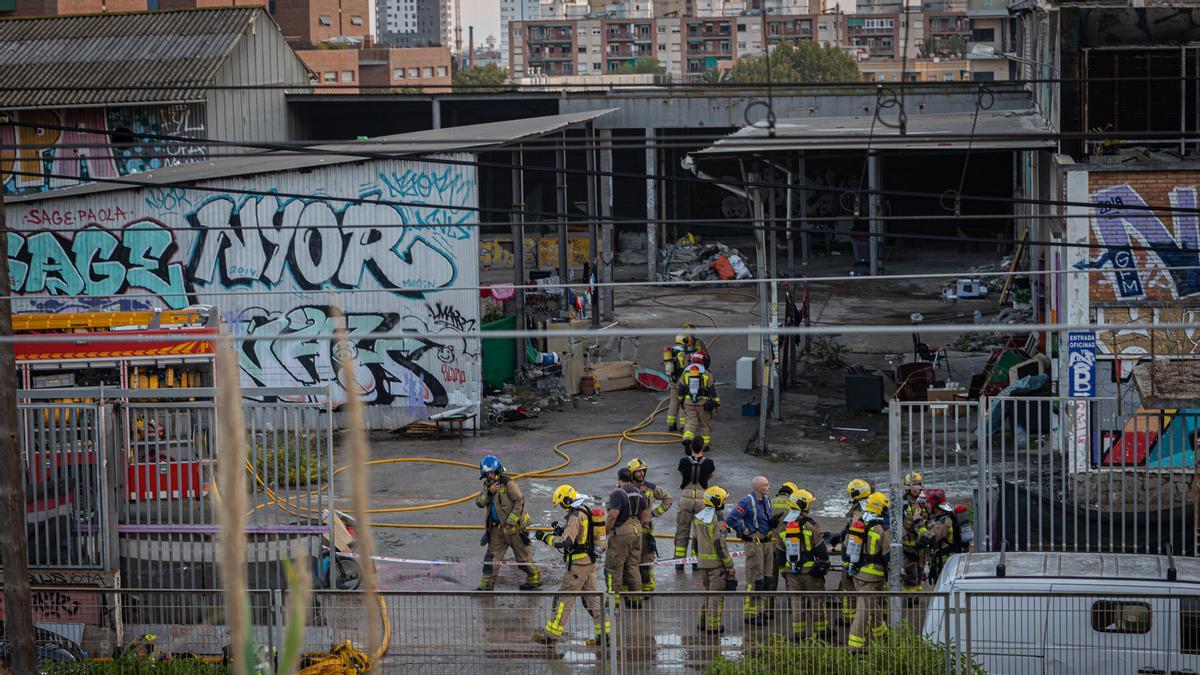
{"left": 785, "top": 160, "right": 794, "bottom": 279}
{"left": 0, "top": 179, "right": 37, "bottom": 673}
{"left": 645, "top": 128, "right": 658, "bottom": 283}
{"left": 868, "top": 150, "right": 881, "bottom": 277}
{"left": 586, "top": 123, "right": 600, "bottom": 328}
{"left": 556, "top": 134, "right": 570, "bottom": 314}
{"left": 752, "top": 179, "right": 769, "bottom": 455}
{"left": 599, "top": 130, "right": 615, "bottom": 322}
{"left": 799, "top": 153, "right": 811, "bottom": 358}
{"left": 767, "top": 166, "right": 781, "bottom": 422}
{"left": 887, "top": 401, "right": 903, "bottom": 627}
{"left": 511, "top": 149, "right": 526, "bottom": 371}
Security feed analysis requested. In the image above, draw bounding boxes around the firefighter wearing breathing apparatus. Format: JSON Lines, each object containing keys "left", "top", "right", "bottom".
{"left": 777, "top": 488, "right": 830, "bottom": 641}
{"left": 532, "top": 484, "right": 611, "bottom": 646}
{"left": 847, "top": 491, "right": 892, "bottom": 651}
{"left": 476, "top": 455, "right": 540, "bottom": 591}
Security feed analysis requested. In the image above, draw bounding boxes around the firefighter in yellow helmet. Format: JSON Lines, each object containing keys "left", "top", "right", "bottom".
{"left": 532, "top": 485, "right": 610, "bottom": 646}
{"left": 777, "top": 489, "right": 830, "bottom": 641}
{"left": 902, "top": 471, "right": 929, "bottom": 591}
{"left": 663, "top": 341, "right": 688, "bottom": 432}
{"left": 694, "top": 486, "right": 736, "bottom": 633}
{"left": 847, "top": 491, "right": 892, "bottom": 651}
{"left": 677, "top": 356, "right": 719, "bottom": 453}
{"left": 836, "top": 478, "right": 872, "bottom": 621}
{"left": 627, "top": 458, "right": 673, "bottom": 592}
{"left": 761, "top": 481, "right": 801, "bottom": 609}
{"left": 680, "top": 322, "right": 709, "bottom": 359}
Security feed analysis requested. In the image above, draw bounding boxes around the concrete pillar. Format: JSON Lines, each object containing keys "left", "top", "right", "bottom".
{"left": 646, "top": 128, "right": 658, "bottom": 282}
{"left": 586, "top": 123, "right": 600, "bottom": 328}
{"left": 555, "top": 135, "right": 570, "bottom": 312}
{"left": 511, "top": 149, "right": 526, "bottom": 371}
{"left": 431, "top": 98, "right": 442, "bottom": 130}
{"left": 868, "top": 150, "right": 881, "bottom": 277}
{"left": 599, "top": 130, "right": 615, "bottom": 321}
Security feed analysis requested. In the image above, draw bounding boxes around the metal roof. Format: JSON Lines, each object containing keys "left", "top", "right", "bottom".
{"left": 951, "top": 552, "right": 1200, "bottom": 583}
{"left": 9, "top": 108, "right": 617, "bottom": 203}
{"left": 0, "top": 7, "right": 263, "bottom": 109}
{"left": 690, "top": 110, "right": 1056, "bottom": 156}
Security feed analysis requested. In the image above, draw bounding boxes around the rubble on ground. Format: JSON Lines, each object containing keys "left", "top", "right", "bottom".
{"left": 659, "top": 237, "right": 753, "bottom": 283}
{"left": 617, "top": 231, "right": 648, "bottom": 265}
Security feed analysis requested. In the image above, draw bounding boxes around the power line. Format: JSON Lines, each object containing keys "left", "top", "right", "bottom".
{"left": 5, "top": 264, "right": 1197, "bottom": 305}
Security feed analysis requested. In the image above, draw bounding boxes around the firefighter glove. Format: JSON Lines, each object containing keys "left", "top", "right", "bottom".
{"left": 703, "top": 399, "right": 717, "bottom": 412}
{"left": 535, "top": 531, "right": 550, "bottom": 544}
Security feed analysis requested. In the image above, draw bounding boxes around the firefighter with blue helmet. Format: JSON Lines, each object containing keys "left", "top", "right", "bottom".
{"left": 476, "top": 454, "right": 540, "bottom": 591}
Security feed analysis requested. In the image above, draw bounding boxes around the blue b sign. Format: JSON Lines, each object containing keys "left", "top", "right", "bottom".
{"left": 1067, "top": 331, "right": 1097, "bottom": 398}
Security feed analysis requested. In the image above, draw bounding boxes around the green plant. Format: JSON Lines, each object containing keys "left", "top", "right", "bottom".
{"left": 706, "top": 625, "right": 984, "bottom": 674}
{"left": 1012, "top": 286, "right": 1032, "bottom": 306}
{"left": 250, "top": 436, "right": 319, "bottom": 488}
{"left": 611, "top": 57, "right": 666, "bottom": 75}
{"left": 726, "top": 42, "right": 860, "bottom": 84}
{"left": 44, "top": 652, "right": 229, "bottom": 674}
{"left": 807, "top": 335, "right": 850, "bottom": 370}
{"left": 481, "top": 302, "right": 507, "bottom": 325}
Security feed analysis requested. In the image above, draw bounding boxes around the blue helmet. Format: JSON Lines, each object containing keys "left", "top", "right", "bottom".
{"left": 480, "top": 455, "right": 503, "bottom": 478}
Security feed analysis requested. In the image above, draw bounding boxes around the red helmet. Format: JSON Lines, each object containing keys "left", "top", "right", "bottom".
{"left": 690, "top": 352, "right": 707, "bottom": 364}
{"left": 924, "top": 488, "right": 947, "bottom": 508}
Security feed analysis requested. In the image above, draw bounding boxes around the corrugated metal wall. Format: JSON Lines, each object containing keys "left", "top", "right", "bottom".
{"left": 8, "top": 153, "right": 481, "bottom": 429}
{"left": 207, "top": 11, "right": 311, "bottom": 150}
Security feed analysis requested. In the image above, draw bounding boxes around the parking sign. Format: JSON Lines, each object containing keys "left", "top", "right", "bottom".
{"left": 1067, "top": 331, "right": 1097, "bottom": 398}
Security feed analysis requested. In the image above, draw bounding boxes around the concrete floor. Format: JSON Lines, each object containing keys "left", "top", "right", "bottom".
{"left": 338, "top": 242, "right": 1002, "bottom": 593}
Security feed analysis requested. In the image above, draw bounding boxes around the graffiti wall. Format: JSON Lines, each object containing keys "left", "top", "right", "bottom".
{"left": 1074, "top": 171, "right": 1200, "bottom": 357}
{"left": 7, "top": 154, "right": 480, "bottom": 427}
{"left": 1, "top": 104, "right": 208, "bottom": 195}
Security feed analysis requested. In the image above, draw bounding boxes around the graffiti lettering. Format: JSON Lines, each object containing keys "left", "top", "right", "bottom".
{"left": 185, "top": 191, "right": 460, "bottom": 295}
{"left": 1, "top": 105, "right": 207, "bottom": 194}
{"left": 427, "top": 301, "right": 475, "bottom": 332}
{"left": 236, "top": 305, "right": 456, "bottom": 407}
{"left": 7, "top": 220, "right": 190, "bottom": 308}
{"left": 30, "top": 591, "right": 80, "bottom": 619}
{"left": 143, "top": 187, "right": 193, "bottom": 212}
{"left": 377, "top": 166, "right": 474, "bottom": 240}
{"left": 440, "top": 363, "right": 467, "bottom": 384}
{"left": 1077, "top": 184, "right": 1200, "bottom": 300}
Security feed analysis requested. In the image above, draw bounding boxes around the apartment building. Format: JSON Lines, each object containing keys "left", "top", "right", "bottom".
{"left": 500, "top": 0, "right": 540, "bottom": 54}
{"left": 297, "top": 45, "right": 451, "bottom": 92}
{"left": 377, "top": 0, "right": 443, "bottom": 47}
{"left": 843, "top": 13, "right": 898, "bottom": 59}
{"left": 0, "top": 0, "right": 146, "bottom": 14}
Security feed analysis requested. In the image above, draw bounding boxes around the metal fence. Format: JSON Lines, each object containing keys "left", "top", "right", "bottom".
{"left": 16, "top": 388, "right": 334, "bottom": 591}
{"left": 890, "top": 397, "right": 1198, "bottom": 560}
{"left": 16, "top": 587, "right": 1200, "bottom": 673}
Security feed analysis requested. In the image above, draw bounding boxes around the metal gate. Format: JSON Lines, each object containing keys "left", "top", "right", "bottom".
{"left": 18, "top": 388, "right": 334, "bottom": 592}
{"left": 890, "top": 397, "right": 1197, "bottom": 560}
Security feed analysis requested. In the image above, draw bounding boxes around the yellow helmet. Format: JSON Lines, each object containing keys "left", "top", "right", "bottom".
{"left": 903, "top": 471, "right": 924, "bottom": 487}
{"left": 703, "top": 486, "right": 728, "bottom": 509}
{"left": 847, "top": 478, "right": 871, "bottom": 502}
{"left": 788, "top": 489, "right": 816, "bottom": 512}
{"left": 551, "top": 484, "right": 578, "bottom": 509}
{"left": 682, "top": 322, "right": 696, "bottom": 330}
{"left": 675, "top": 334, "right": 687, "bottom": 346}
{"left": 864, "top": 491, "right": 891, "bottom": 515}
{"left": 626, "top": 458, "right": 649, "bottom": 474}
{"left": 778, "top": 481, "right": 800, "bottom": 496}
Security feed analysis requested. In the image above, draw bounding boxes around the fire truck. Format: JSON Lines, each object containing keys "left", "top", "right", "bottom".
{"left": 14, "top": 307, "right": 218, "bottom": 505}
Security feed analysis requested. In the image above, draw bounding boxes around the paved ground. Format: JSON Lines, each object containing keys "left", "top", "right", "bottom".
{"left": 335, "top": 243, "right": 1003, "bottom": 595}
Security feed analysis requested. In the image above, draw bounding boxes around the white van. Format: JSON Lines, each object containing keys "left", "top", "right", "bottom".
{"left": 921, "top": 552, "right": 1200, "bottom": 675}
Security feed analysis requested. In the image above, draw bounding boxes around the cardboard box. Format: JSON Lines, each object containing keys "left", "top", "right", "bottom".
{"left": 588, "top": 361, "right": 636, "bottom": 392}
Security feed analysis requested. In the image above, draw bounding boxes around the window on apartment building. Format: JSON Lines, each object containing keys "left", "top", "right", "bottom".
{"left": 943, "top": 73, "right": 954, "bottom": 81}
{"left": 592, "top": 28, "right": 600, "bottom": 35}
{"left": 351, "top": 15, "right": 363, "bottom": 26}
{"left": 658, "top": 25, "right": 666, "bottom": 33}
{"left": 737, "top": 23, "right": 746, "bottom": 31}
{"left": 659, "top": 43, "right": 666, "bottom": 51}
{"left": 738, "top": 41, "right": 746, "bottom": 49}
{"left": 437, "top": 66, "right": 448, "bottom": 76}
{"left": 514, "top": 28, "right": 522, "bottom": 36}
{"left": 422, "top": 66, "right": 433, "bottom": 77}
{"left": 408, "top": 67, "right": 420, "bottom": 77}
{"left": 593, "top": 62, "right": 601, "bottom": 70}
{"left": 341, "top": 70, "right": 354, "bottom": 82}
{"left": 323, "top": 71, "right": 337, "bottom": 82}
{"left": 394, "top": 68, "right": 405, "bottom": 79}
{"left": 972, "top": 71, "right": 995, "bottom": 81}
{"left": 672, "top": 43, "right": 679, "bottom": 51}
{"left": 319, "top": 15, "right": 332, "bottom": 26}
{"left": 971, "top": 28, "right": 995, "bottom": 43}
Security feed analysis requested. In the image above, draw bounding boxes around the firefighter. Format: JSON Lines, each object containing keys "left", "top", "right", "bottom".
{"left": 902, "top": 471, "right": 929, "bottom": 591}
{"left": 694, "top": 485, "right": 737, "bottom": 633}
{"left": 663, "top": 343, "right": 687, "bottom": 432}
{"left": 765, "top": 482, "right": 801, "bottom": 596}
{"left": 777, "top": 488, "right": 830, "bottom": 641}
{"left": 847, "top": 492, "right": 892, "bottom": 651}
{"left": 727, "top": 476, "right": 774, "bottom": 624}
{"left": 628, "top": 458, "right": 673, "bottom": 592}
{"left": 532, "top": 484, "right": 610, "bottom": 646}
{"left": 605, "top": 468, "right": 650, "bottom": 607}
{"left": 476, "top": 455, "right": 540, "bottom": 591}
{"left": 917, "top": 488, "right": 965, "bottom": 586}
{"left": 680, "top": 322, "right": 709, "bottom": 361}
{"left": 835, "top": 478, "right": 872, "bottom": 621}
{"left": 673, "top": 442, "right": 715, "bottom": 571}
{"left": 678, "top": 355, "right": 719, "bottom": 453}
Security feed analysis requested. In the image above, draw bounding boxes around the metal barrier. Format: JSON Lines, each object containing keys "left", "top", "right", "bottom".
{"left": 890, "top": 398, "right": 1197, "bottom": 559}
{"left": 18, "top": 587, "right": 1200, "bottom": 673}
{"left": 16, "top": 388, "right": 334, "bottom": 590}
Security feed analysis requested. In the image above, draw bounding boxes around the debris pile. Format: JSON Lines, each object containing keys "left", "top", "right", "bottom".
{"left": 660, "top": 237, "right": 753, "bottom": 283}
